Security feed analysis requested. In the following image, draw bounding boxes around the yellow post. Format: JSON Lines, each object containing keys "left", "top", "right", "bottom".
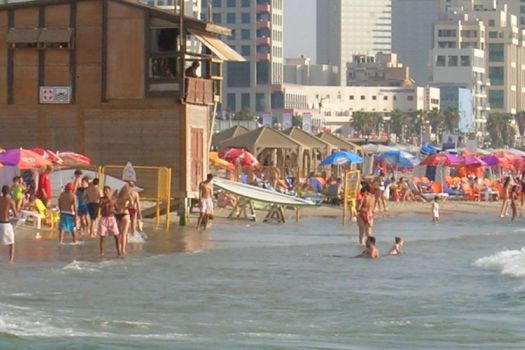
{"left": 295, "top": 207, "right": 300, "bottom": 223}
{"left": 166, "top": 168, "right": 172, "bottom": 231}
{"left": 342, "top": 171, "right": 348, "bottom": 225}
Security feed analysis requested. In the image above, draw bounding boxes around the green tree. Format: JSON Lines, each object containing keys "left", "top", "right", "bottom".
{"left": 444, "top": 107, "right": 460, "bottom": 133}
{"left": 427, "top": 108, "right": 445, "bottom": 136}
{"left": 351, "top": 112, "right": 382, "bottom": 137}
{"left": 486, "top": 113, "right": 515, "bottom": 147}
{"left": 514, "top": 111, "right": 525, "bottom": 146}
{"left": 389, "top": 109, "right": 409, "bottom": 142}
{"left": 233, "top": 108, "right": 256, "bottom": 121}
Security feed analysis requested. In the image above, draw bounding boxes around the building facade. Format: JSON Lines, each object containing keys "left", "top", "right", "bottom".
{"left": 316, "top": 0, "right": 392, "bottom": 86}
{"left": 391, "top": 0, "right": 440, "bottom": 85}
{"left": 202, "top": 0, "right": 283, "bottom": 116}
{"left": 283, "top": 56, "right": 339, "bottom": 86}
{"left": 346, "top": 52, "right": 414, "bottom": 87}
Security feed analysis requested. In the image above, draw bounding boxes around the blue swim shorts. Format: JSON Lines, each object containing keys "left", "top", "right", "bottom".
{"left": 59, "top": 213, "right": 75, "bottom": 234}
{"left": 77, "top": 204, "right": 88, "bottom": 217}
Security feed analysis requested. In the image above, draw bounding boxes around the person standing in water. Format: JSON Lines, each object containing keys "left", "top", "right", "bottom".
{"left": 357, "top": 236, "right": 380, "bottom": 259}
{"left": 510, "top": 185, "right": 519, "bottom": 221}
{"left": 86, "top": 178, "right": 101, "bottom": 237}
{"left": 98, "top": 186, "right": 120, "bottom": 258}
{"left": 432, "top": 196, "right": 440, "bottom": 223}
{"left": 0, "top": 186, "right": 18, "bottom": 263}
{"left": 388, "top": 237, "right": 404, "bottom": 255}
{"left": 356, "top": 183, "right": 375, "bottom": 245}
{"left": 58, "top": 183, "right": 77, "bottom": 244}
{"left": 198, "top": 174, "right": 214, "bottom": 230}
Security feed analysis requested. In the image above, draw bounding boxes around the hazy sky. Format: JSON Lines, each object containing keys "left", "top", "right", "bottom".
{"left": 283, "top": 0, "right": 316, "bottom": 60}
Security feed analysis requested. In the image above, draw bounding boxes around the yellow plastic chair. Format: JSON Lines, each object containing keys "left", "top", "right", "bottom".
{"left": 34, "top": 199, "right": 60, "bottom": 229}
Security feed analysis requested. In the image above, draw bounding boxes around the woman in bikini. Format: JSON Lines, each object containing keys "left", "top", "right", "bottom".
{"left": 115, "top": 185, "right": 132, "bottom": 256}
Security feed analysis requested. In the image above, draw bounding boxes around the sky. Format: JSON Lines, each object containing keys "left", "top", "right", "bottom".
{"left": 283, "top": 0, "right": 316, "bottom": 61}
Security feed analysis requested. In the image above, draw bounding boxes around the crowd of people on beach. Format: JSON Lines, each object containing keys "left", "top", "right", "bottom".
{"left": 0, "top": 168, "right": 143, "bottom": 263}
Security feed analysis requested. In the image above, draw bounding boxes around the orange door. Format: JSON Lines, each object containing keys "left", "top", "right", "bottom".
{"left": 191, "top": 128, "right": 204, "bottom": 192}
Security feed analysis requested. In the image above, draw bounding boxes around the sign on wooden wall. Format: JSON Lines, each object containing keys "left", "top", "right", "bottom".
{"left": 39, "top": 87, "right": 72, "bottom": 104}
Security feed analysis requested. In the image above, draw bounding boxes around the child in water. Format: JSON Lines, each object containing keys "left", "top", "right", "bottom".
{"left": 388, "top": 236, "right": 404, "bottom": 255}
{"left": 432, "top": 196, "right": 440, "bottom": 223}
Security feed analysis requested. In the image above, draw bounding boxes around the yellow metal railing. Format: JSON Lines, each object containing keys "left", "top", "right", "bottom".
{"left": 342, "top": 170, "right": 361, "bottom": 226}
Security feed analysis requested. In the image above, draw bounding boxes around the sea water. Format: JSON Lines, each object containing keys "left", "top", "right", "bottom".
{"left": 0, "top": 210, "right": 524, "bottom": 349}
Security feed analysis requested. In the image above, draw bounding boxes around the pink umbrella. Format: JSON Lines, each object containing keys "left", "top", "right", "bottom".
{"left": 57, "top": 151, "right": 91, "bottom": 167}
{"left": 32, "top": 148, "right": 64, "bottom": 166}
{"left": 220, "top": 148, "right": 260, "bottom": 168}
{"left": 461, "top": 154, "right": 487, "bottom": 168}
{"left": 0, "top": 148, "right": 52, "bottom": 169}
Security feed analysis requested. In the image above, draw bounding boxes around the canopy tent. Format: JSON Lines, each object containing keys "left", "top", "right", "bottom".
{"left": 362, "top": 143, "right": 397, "bottom": 154}
{"left": 316, "top": 133, "right": 362, "bottom": 155}
{"left": 219, "top": 127, "right": 310, "bottom": 176}
{"left": 282, "top": 127, "right": 333, "bottom": 173}
{"left": 211, "top": 125, "right": 250, "bottom": 149}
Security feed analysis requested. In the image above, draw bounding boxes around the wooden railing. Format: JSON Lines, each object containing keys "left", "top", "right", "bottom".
{"left": 185, "top": 77, "right": 214, "bottom": 105}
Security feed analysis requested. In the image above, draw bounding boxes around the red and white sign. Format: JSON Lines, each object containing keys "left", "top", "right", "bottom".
{"left": 39, "top": 86, "right": 71, "bottom": 104}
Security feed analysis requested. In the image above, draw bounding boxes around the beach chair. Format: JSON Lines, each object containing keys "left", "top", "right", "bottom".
{"left": 35, "top": 199, "right": 60, "bottom": 229}
{"left": 462, "top": 183, "right": 480, "bottom": 201}
{"left": 421, "top": 177, "right": 430, "bottom": 184}
{"left": 20, "top": 207, "right": 42, "bottom": 229}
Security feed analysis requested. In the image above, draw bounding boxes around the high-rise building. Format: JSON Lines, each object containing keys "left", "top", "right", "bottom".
{"left": 316, "top": 0, "right": 392, "bottom": 85}
{"left": 141, "top": 0, "right": 201, "bottom": 17}
{"left": 203, "top": 0, "right": 283, "bottom": 115}
{"left": 392, "top": 0, "right": 440, "bottom": 85}
{"left": 346, "top": 52, "right": 414, "bottom": 87}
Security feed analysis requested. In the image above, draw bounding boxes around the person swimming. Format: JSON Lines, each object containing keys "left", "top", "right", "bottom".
{"left": 356, "top": 236, "right": 380, "bottom": 259}
{"left": 388, "top": 236, "right": 404, "bottom": 255}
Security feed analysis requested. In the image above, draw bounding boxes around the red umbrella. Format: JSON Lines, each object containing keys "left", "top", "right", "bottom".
{"left": 460, "top": 154, "right": 487, "bottom": 168}
{"left": 32, "top": 148, "right": 64, "bottom": 166}
{"left": 57, "top": 151, "right": 91, "bottom": 167}
{"left": 220, "top": 148, "right": 260, "bottom": 168}
{"left": 419, "top": 153, "right": 462, "bottom": 167}
{"left": 0, "top": 148, "right": 52, "bottom": 169}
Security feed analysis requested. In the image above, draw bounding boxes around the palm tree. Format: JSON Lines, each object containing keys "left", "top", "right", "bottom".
{"left": 351, "top": 112, "right": 382, "bottom": 137}
{"left": 389, "top": 109, "right": 408, "bottom": 142}
{"left": 487, "top": 113, "right": 515, "bottom": 147}
{"left": 444, "top": 107, "right": 460, "bottom": 133}
{"left": 514, "top": 111, "right": 525, "bottom": 146}
{"left": 427, "top": 108, "right": 445, "bottom": 137}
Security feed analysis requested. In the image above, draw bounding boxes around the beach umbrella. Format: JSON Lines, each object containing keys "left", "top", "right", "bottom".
{"left": 481, "top": 155, "right": 499, "bottom": 166}
{"left": 461, "top": 154, "right": 487, "bottom": 168}
{"left": 32, "top": 148, "right": 64, "bottom": 166}
{"left": 0, "top": 148, "right": 52, "bottom": 169}
{"left": 419, "top": 153, "right": 462, "bottom": 167}
{"left": 377, "top": 150, "right": 420, "bottom": 169}
{"left": 421, "top": 144, "right": 440, "bottom": 155}
{"left": 209, "top": 152, "right": 235, "bottom": 172}
{"left": 220, "top": 148, "right": 259, "bottom": 168}
{"left": 319, "top": 151, "right": 363, "bottom": 167}
{"left": 56, "top": 151, "right": 91, "bottom": 167}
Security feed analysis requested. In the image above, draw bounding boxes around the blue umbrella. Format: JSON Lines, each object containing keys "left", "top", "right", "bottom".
{"left": 319, "top": 151, "right": 363, "bottom": 167}
{"left": 378, "top": 150, "right": 420, "bottom": 168}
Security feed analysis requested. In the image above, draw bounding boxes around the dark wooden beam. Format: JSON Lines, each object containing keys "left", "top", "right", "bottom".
{"left": 70, "top": 1, "right": 77, "bottom": 103}
{"left": 38, "top": 6, "right": 45, "bottom": 93}
{"left": 6, "top": 10, "right": 13, "bottom": 105}
{"left": 101, "top": 0, "right": 108, "bottom": 102}
{"left": 144, "top": 10, "right": 150, "bottom": 98}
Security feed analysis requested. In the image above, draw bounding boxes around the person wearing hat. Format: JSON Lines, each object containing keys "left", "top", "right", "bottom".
{"left": 58, "top": 183, "right": 77, "bottom": 244}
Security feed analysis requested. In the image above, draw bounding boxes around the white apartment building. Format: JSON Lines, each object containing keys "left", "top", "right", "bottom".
{"left": 439, "top": 0, "right": 525, "bottom": 115}
{"left": 392, "top": 0, "right": 441, "bottom": 85}
{"left": 431, "top": 13, "right": 490, "bottom": 132}
{"left": 203, "top": 0, "right": 283, "bottom": 115}
{"left": 317, "top": 0, "right": 392, "bottom": 86}
{"left": 283, "top": 56, "right": 339, "bottom": 86}
{"left": 346, "top": 52, "right": 414, "bottom": 87}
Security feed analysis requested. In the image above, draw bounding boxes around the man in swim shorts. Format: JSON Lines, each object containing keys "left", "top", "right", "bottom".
{"left": 58, "top": 183, "right": 77, "bottom": 244}
{"left": 198, "top": 174, "right": 214, "bottom": 230}
{"left": 98, "top": 186, "right": 120, "bottom": 257}
{"left": 0, "top": 185, "right": 18, "bottom": 263}
{"left": 86, "top": 178, "right": 101, "bottom": 237}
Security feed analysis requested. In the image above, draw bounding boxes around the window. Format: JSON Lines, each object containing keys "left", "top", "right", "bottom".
{"left": 489, "top": 19, "right": 495, "bottom": 26}
{"left": 349, "top": 95, "right": 354, "bottom": 100}
{"left": 226, "top": 13, "right": 236, "bottom": 24}
{"left": 227, "top": 93, "right": 236, "bottom": 111}
{"left": 241, "top": 29, "right": 250, "bottom": 40}
{"left": 448, "top": 55, "right": 458, "bottom": 66}
{"left": 227, "top": 0, "right": 235, "bottom": 7}
{"left": 489, "top": 31, "right": 498, "bottom": 38}
{"left": 489, "top": 43, "right": 504, "bottom": 62}
{"left": 213, "top": 0, "right": 221, "bottom": 7}
{"left": 360, "top": 96, "right": 365, "bottom": 100}
{"left": 257, "top": 62, "right": 270, "bottom": 84}
{"left": 148, "top": 28, "right": 178, "bottom": 83}
{"left": 256, "top": 93, "right": 266, "bottom": 112}
{"left": 212, "top": 13, "right": 221, "bottom": 24}
{"left": 241, "top": 45, "right": 250, "bottom": 56}
{"left": 241, "top": 93, "right": 250, "bottom": 108}
{"left": 436, "top": 55, "right": 446, "bottom": 66}
{"left": 242, "top": 0, "right": 250, "bottom": 7}
{"left": 461, "top": 55, "right": 470, "bottom": 66}
{"left": 489, "top": 90, "right": 504, "bottom": 108}
{"left": 227, "top": 62, "right": 250, "bottom": 87}
{"left": 271, "top": 92, "right": 284, "bottom": 109}
{"left": 372, "top": 96, "right": 377, "bottom": 100}
{"left": 241, "top": 13, "right": 250, "bottom": 24}
{"left": 489, "top": 67, "right": 504, "bottom": 85}
{"left": 407, "top": 95, "right": 414, "bottom": 101}
{"left": 383, "top": 96, "right": 388, "bottom": 100}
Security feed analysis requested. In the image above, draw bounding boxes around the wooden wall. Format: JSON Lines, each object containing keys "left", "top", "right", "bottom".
{"left": 0, "top": 11, "right": 7, "bottom": 105}
{"left": 12, "top": 8, "right": 38, "bottom": 105}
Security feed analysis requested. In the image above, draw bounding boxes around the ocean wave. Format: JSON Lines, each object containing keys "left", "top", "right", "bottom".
{"left": 474, "top": 248, "right": 525, "bottom": 278}
{"left": 61, "top": 260, "right": 103, "bottom": 273}
{"left": 128, "top": 232, "right": 148, "bottom": 244}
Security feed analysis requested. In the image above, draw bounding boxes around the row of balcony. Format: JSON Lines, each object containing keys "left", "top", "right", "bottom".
{"left": 256, "top": 4, "right": 271, "bottom": 13}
